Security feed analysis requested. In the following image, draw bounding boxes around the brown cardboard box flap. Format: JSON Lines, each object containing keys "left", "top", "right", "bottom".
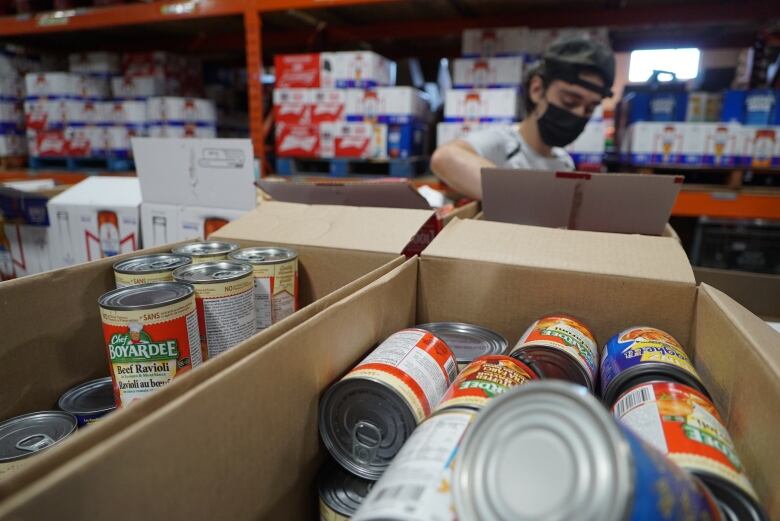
{"left": 481, "top": 169, "right": 682, "bottom": 236}
{"left": 212, "top": 201, "right": 435, "bottom": 254}
{"left": 423, "top": 218, "right": 695, "bottom": 284}
{"left": 257, "top": 177, "right": 431, "bottom": 209}
{"left": 695, "top": 268, "right": 780, "bottom": 321}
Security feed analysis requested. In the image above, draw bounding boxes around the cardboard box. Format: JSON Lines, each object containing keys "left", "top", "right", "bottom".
{"left": 275, "top": 123, "right": 320, "bottom": 158}
{"left": 700, "top": 122, "right": 743, "bottom": 166}
{"left": 272, "top": 88, "right": 312, "bottom": 125}
{"left": 64, "top": 100, "right": 110, "bottom": 126}
{"left": 444, "top": 88, "right": 519, "bottom": 123}
{"left": 311, "top": 89, "right": 347, "bottom": 124}
{"left": 146, "top": 97, "right": 217, "bottom": 124}
{"left": 481, "top": 168, "right": 682, "bottom": 235}
{"left": 147, "top": 123, "right": 216, "bottom": 139}
{"left": 0, "top": 100, "right": 23, "bottom": 127}
{"left": 686, "top": 92, "right": 723, "bottom": 123}
{"left": 331, "top": 51, "right": 395, "bottom": 88}
{"left": 24, "top": 72, "right": 76, "bottom": 98}
{"left": 622, "top": 122, "right": 704, "bottom": 165}
{"left": 739, "top": 126, "right": 780, "bottom": 168}
{"left": 105, "top": 125, "right": 146, "bottom": 158}
{"left": 26, "top": 129, "right": 67, "bottom": 157}
{"left": 140, "top": 202, "right": 247, "bottom": 247}
{"left": 106, "top": 100, "right": 148, "bottom": 126}
{"left": 649, "top": 92, "right": 688, "bottom": 122}
{"left": 345, "top": 87, "right": 427, "bottom": 124}
{"left": 0, "top": 76, "right": 24, "bottom": 99}
{"left": 0, "top": 131, "right": 26, "bottom": 157}
{"left": 452, "top": 57, "right": 524, "bottom": 88}
{"left": 565, "top": 120, "right": 605, "bottom": 167}
{"left": 462, "top": 27, "right": 528, "bottom": 57}
{"left": 68, "top": 52, "right": 120, "bottom": 75}
{"left": 694, "top": 267, "right": 780, "bottom": 321}
{"left": 47, "top": 177, "right": 142, "bottom": 267}
{"left": 23, "top": 98, "right": 68, "bottom": 130}
{"left": 111, "top": 76, "right": 166, "bottom": 100}
{"left": 133, "top": 137, "right": 256, "bottom": 211}
{"left": 5, "top": 219, "right": 776, "bottom": 519}
{"left": 721, "top": 90, "right": 780, "bottom": 125}
{"left": 274, "top": 53, "right": 331, "bottom": 88}
{"left": 64, "top": 124, "right": 109, "bottom": 158}
{"left": 320, "top": 121, "right": 387, "bottom": 159}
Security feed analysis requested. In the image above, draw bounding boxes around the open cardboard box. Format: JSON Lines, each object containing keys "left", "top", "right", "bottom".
{"left": 694, "top": 267, "right": 780, "bottom": 322}
{"left": 0, "top": 202, "right": 441, "bottom": 496}
{"left": 2, "top": 218, "right": 777, "bottom": 519}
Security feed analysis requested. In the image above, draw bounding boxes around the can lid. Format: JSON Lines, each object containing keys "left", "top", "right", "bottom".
{"left": 58, "top": 377, "right": 116, "bottom": 416}
{"left": 172, "top": 261, "right": 253, "bottom": 284}
{"left": 698, "top": 474, "right": 768, "bottom": 521}
{"left": 317, "top": 460, "right": 374, "bottom": 516}
{"left": 229, "top": 247, "right": 298, "bottom": 265}
{"left": 0, "top": 411, "right": 78, "bottom": 463}
{"left": 171, "top": 241, "right": 240, "bottom": 257}
{"left": 98, "top": 282, "right": 194, "bottom": 311}
{"left": 113, "top": 254, "right": 191, "bottom": 274}
{"left": 453, "top": 381, "right": 632, "bottom": 521}
{"left": 602, "top": 363, "right": 710, "bottom": 407}
{"left": 416, "top": 322, "right": 507, "bottom": 364}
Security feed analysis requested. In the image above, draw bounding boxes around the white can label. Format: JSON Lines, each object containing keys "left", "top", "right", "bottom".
{"left": 249, "top": 258, "right": 298, "bottom": 330}
{"left": 193, "top": 274, "right": 257, "bottom": 359}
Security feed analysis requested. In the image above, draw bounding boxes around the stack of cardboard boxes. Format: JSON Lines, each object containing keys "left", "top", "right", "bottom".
{"left": 0, "top": 48, "right": 31, "bottom": 160}
{"left": 273, "top": 51, "right": 429, "bottom": 160}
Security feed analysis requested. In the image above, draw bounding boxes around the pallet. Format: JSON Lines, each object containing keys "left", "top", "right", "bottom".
{"left": 275, "top": 156, "right": 429, "bottom": 178}
{"left": 0, "top": 156, "right": 26, "bottom": 170}
{"left": 28, "top": 156, "right": 134, "bottom": 172}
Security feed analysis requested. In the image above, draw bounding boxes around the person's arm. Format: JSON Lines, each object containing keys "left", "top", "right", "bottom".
{"left": 430, "top": 139, "right": 496, "bottom": 200}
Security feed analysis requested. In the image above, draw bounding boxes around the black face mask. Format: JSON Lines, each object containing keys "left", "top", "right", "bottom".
{"left": 536, "top": 101, "right": 590, "bottom": 148}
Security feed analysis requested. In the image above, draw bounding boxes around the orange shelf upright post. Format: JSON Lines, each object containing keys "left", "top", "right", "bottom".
{"left": 244, "top": 8, "right": 265, "bottom": 175}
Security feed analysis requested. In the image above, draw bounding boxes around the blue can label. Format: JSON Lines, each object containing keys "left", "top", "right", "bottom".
{"left": 600, "top": 327, "right": 700, "bottom": 398}
{"left": 74, "top": 409, "right": 113, "bottom": 428}
{"left": 622, "top": 424, "right": 720, "bottom": 520}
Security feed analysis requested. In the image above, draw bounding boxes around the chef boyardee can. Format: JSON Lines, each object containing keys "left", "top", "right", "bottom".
{"left": 99, "top": 282, "right": 202, "bottom": 407}
{"left": 319, "top": 328, "right": 458, "bottom": 479}
{"left": 416, "top": 322, "right": 508, "bottom": 371}
{"left": 58, "top": 377, "right": 116, "bottom": 427}
{"left": 113, "top": 253, "right": 191, "bottom": 288}
{"left": 452, "top": 381, "right": 723, "bottom": 521}
{"left": 0, "top": 411, "right": 77, "bottom": 480}
{"left": 613, "top": 381, "right": 767, "bottom": 521}
{"left": 228, "top": 247, "right": 299, "bottom": 331}
{"left": 509, "top": 314, "right": 599, "bottom": 391}
{"left": 353, "top": 407, "right": 476, "bottom": 521}
{"left": 173, "top": 261, "right": 256, "bottom": 361}
{"left": 318, "top": 460, "right": 374, "bottom": 520}
{"left": 171, "top": 241, "right": 239, "bottom": 264}
{"left": 600, "top": 326, "right": 709, "bottom": 407}
{"left": 435, "top": 355, "right": 537, "bottom": 413}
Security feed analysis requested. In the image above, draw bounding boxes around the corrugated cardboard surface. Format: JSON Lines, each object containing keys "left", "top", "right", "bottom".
{"left": 213, "top": 201, "right": 435, "bottom": 254}
{"left": 426, "top": 218, "right": 695, "bottom": 284}
{"left": 694, "top": 267, "right": 780, "bottom": 321}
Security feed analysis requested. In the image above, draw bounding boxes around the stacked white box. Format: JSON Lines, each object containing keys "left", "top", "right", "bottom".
{"left": 462, "top": 27, "right": 528, "bottom": 57}
{"left": 68, "top": 52, "right": 120, "bottom": 75}
{"left": 436, "top": 121, "right": 513, "bottom": 146}
{"left": 622, "top": 122, "right": 705, "bottom": 166}
{"left": 700, "top": 123, "right": 743, "bottom": 166}
{"left": 111, "top": 76, "right": 166, "bottom": 100}
{"left": 453, "top": 57, "right": 524, "bottom": 88}
{"left": 320, "top": 122, "right": 388, "bottom": 159}
{"left": 566, "top": 120, "right": 606, "bottom": 166}
{"left": 739, "top": 126, "right": 780, "bottom": 168}
{"left": 444, "top": 88, "right": 519, "bottom": 123}
{"left": 331, "top": 51, "right": 395, "bottom": 88}
{"left": 146, "top": 96, "right": 217, "bottom": 138}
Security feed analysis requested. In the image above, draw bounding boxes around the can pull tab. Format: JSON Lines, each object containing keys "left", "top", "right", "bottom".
{"left": 16, "top": 434, "right": 55, "bottom": 453}
{"left": 352, "top": 421, "right": 382, "bottom": 464}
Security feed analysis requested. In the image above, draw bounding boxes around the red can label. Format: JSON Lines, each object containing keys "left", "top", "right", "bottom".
{"left": 100, "top": 295, "right": 202, "bottom": 407}
{"left": 436, "top": 355, "right": 537, "bottom": 413}
{"left": 613, "top": 381, "right": 757, "bottom": 501}
{"left": 344, "top": 329, "right": 458, "bottom": 423}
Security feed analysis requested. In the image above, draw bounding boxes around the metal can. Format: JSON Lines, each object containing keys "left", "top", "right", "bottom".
{"left": 600, "top": 326, "right": 709, "bottom": 407}
{"left": 113, "top": 253, "right": 191, "bottom": 288}
{"left": 171, "top": 241, "right": 240, "bottom": 264}
{"left": 98, "top": 282, "right": 202, "bottom": 407}
{"left": 508, "top": 314, "right": 599, "bottom": 391}
{"left": 228, "top": 247, "right": 299, "bottom": 331}
{"left": 0, "top": 411, "right": 77, "bottom": 480}
{"left": 318, "top": 460, "right": 374, "bottom": 520}
{"left": 452, "top": 381, "right": 723, "bottom": 521}
{"left": 353, "top": 408, "right": 476, "bottom": 521}
{"left": 435, "top": 355, "right": 537, "bottom": 413}
{"left": 173, "top": 261, "right": 256, "bottom": 361}
{"left": 613, "top": 381, "right": 767, "bottom": 521}
{"left": 58, "top": 377, "right": 116, "bottom": 427}
{"left": 319, "top": 328, "right": 458, "bottom": 479}
{"left": 416, "top": 322, "right": 507, "bottom": 371}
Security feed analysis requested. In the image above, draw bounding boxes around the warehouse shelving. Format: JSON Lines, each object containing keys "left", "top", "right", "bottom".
{"left": 673, "top": 186, "right": 780, "bottom": 221}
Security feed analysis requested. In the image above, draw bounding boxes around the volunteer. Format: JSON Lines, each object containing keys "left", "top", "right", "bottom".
{"left": 431, "top": 37, "right": 615, "bottom": 199}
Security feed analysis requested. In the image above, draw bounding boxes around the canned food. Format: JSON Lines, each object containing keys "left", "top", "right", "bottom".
{"left": 171, "top": 241, "right": 240, "bottom": 264}
{"left": 509, "top": 314, "right": 599, "bottom": 391}
{"left": 319, "top": 328, "right": 458, "bottom": 479}
{"left": 613, "top": 381, "right": 767, "bottom": 521}
{"left": 318, "top": 460, "right": 374, "bottom": 520}
{"left": 416, "top": 322, "right": 507, "bottom": 371}
{"left": 452, "top": 381, "right": 723, "bottom": 521}
{"left": 228, "top": 247, "right": 299, "bottom": 331}
{"left": 0, "top": 411, "right": 77, "bottom": 480}
{"left": 600, "top": 326, "right": 709, "bottom": 407}
{"left": 353, "top": 408, "right": 476, "bottom": 521}
{"left": 98, "top": 282, "right": 202, "bottom": 407}
{"left": 173, "top": 261, "right": 256, "bottom": 361}
{"left": 435, "top": 355, "right": 537, "bottom": 413}
{"left": 113, "top": 254, "right": 191, "bottom": 288}
{"left": 58, "top": 377, "right": 116, "bottom": 427}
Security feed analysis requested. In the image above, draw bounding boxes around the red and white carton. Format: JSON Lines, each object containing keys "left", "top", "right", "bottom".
{"left": 147, "top": 123, "right": 217, "bottom": 139}
{"left": 68, "top": 52, "right": 120, "bottom": 75}
{"left": 275, "top": 124, "right": 320, "bottom": 158}
{"left": 27, "top": 129, "right": 68, "bottom": 157}
{"left": 272, "top": 88, "right": 312, "bottom": 125}
{"left": 453, "top": 57, "right": 524, "bottom": 88}
{"left": 462, "top": 27, "right": 528, "bottom": 57}
{"left": 274, "top": 53, "right": 328, "bottom": 88}
{"left": 322, "top": 121, "right": 387, "bottom": 159}
{"left": 346, "top": 87, "right": 427, "bottom": 122}
{"left": 111, "top": 76, "right": 166, "bottom": 99}
{"left": 332, "top": 51, "right": 394, "bottom": 88}
{"left": 65, "top": 125, "right": 108, "bottom": 157}
{"left": 311, "top": 89, "right": 347, "bottom": 123}
{"left": 65, "top": 100, "right": 111, "bottom": 125}
{"left": 436, "top": 121, "right": 512, "bottom": 146}
{"left": 444, "top": 88, "right": 519, "bottom": 123}
{"left": 146, "top": 97, "right": 217, "bottom": 124}
{"left": 24, "top": 72, "right": 77, "bottom": 98}
{"left": 106, "top": 125, "right": 147, "bottom": 157}
{"left": 23, "top": 98, "right": 68, "bottom": 130}
{"left": 106, "top": 100, "right": 147, "bottom": 126}
{"left": 0, "top": 100, "right": 24, "bottom": 127}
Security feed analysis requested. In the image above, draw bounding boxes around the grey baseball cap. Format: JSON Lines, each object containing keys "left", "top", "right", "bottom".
{"left": 543, "top": 37, "right": 616, "bottom": 97}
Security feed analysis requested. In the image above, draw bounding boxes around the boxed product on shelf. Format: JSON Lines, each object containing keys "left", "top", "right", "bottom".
{"left": 621, "top": 121, "right": 704, "bottom": 165}
{"left": 274, "top": 53, "right": 330, "bottom": 88}
{"left": 345, "top": 87, "right": 428, "bottom": 124}
{"left": 686, "top": 92, "right": 723, "bottom": 122}
{"left": 121, "top": 51, "right": 187, "bottom": 77}
{"left": 140, "top": 203, "right": 247, "bottom": 247}
{"left": 23, "top": 97, "right": 68, "bottom": 130}
{"left": 444, "top": 88, "right": 519, "bottom": 123}
{"left": 26, "top": 128, "right": 68, "bottom": 157}
{"left": 64, "top": 100, "right": 111, "bottom": 126}
{"left": 111, "top": 75, "right": 166, "bottom": 100}
{"left": 525, "top": 27, "right": 610, "bottom": 56}
{"left": 649, "top": 91, "right": 688, "bottom": 122}
{"left": 311, "top": 89, "right": 348, "bottom": 123}
{"left": 436, "top": 121, "right": 513, "bottom": 146}
{"left": 147, "top": 123, "right": 216, "bottom": 139}
{"left": 106, "top": 100, "right": 148, "bottom": 126}
{"left": 0, "top": 129, "right": 26, "bottom": 157}
{"left": 721, "top": 89, "right": 780, "bottom": 126}
{"left": 24, "top": 72, "right": 76, "bottom": 98}
{"left": 0, "top": 76, "right": 24, "bottom": 99}
{"left": 700, "top": 122, "right": 743, "bottom": 166}
{"left": 275, "top": 123, "right": 320, "bottom": 158}
{"left": 273, "top": 88, "right": 312, "bottom": 125}
{"left": 64, "top": 124, "right": 109, "bottom": 157}
{"left": 462, "top": 27, "right": 528, "bottom": 57}
{"left": 386, "top": 121, "right": 426, "bottom": 159}
{"left": 68, "top": 52, "right": 120, "bottom": 75}
{"left": 47, "top": 177, "right": 142, "bottom": 267}
{"left": 0, "top": 99, "right": 24, "bottom": 127}
{"left": 146, "top": 96, "right": 217, "bottom": 124}
{"left": 565, "top": 120, "right": 606, "bottom": 167}
{"left": 739, "top": 126, "right": 780, "bottom": 168}
{"left": 452, "top": 56, "right": 524, "bottom": 88}
{"left": 320, "top": 121, "right": 387, "bottom": 159}
{"left": 105, "top": 125, "right": 147, "bottom": 158}
{"left": 274, "top": 52, "right": 394, "bottom": 89}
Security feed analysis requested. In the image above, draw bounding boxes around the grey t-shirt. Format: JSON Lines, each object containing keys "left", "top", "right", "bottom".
{"left": 463, "top": 126, "right": 575, "bottom": 171}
